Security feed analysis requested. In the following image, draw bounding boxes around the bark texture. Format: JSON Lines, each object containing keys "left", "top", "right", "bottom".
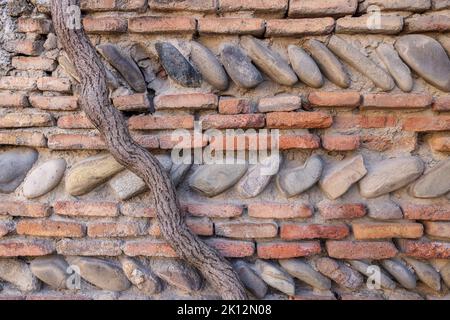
{"left": 50, "top": 0, "right": 247, "bottom": 300}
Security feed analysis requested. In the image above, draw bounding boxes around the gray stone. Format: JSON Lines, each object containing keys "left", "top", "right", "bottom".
{"left": 66, "top": 256, "right": 130, "bottom": 292}
{"left": 316, "top": 257, "right": 363, "bottom": 289}
{"left": 220, "top": 44, "right": 263, "bottom": 89}
{"left": 438, "top": 35, "right": 450, "bottom": 56}
{"left": 377, "top": 43, "right": 414, "bottom": 92}
{"left": 348, "top": 260, "right": 396, "bottom": 290}
{"left": 319, "top": 155, "right": 367, "bottom": 200}
{"left": 155, "top": 154, "right": 173, "bottom": 172}
{"left": 254, "top": 260, "right": 295, "bottom": 295}
{"left": 109, "top": 170, "right": 147, "bottom": 201}
{"left": 0, "top": 147, "right": 38, "bottom": 193}
{"left": 440, "top": 262, "right": 450, "bottom": 287}
{"left": 240, "top": 36, "right": 298, "bottom": 87}
{"left": 170, "top": 163, "right": 192, "bottom": 187}
{"left": 97, "top": 44, "right": 146, "bottom": 92}
{"left": 305, "top": 39, "right": 350, "bottom": 88}
{"left": 403, "top": 257, "right": 441, "bottom": 291}
{"left": 190, "top": 42, "right": 229, "bottom": 90}
{"left": 385, "top": 288, "right": 423, "bottom": 300}
{"left": 234, "top": 261, "right": 268, "bottom": 299}
{"left": 0, "top": 258, "right": 40, "bottom": 292}
{"left": 381, "top": 259, "right": 416, "bottom": 290}
{"left": 395, "top": 35, "right": 450, "bottom": 92}
{"left": 155, "top": 42, "right": 201, "bottom": 88}
{"left": 58, "top": 52, "right": 80, "bottom": 82}
{"left": 23, "top": 158, "right": 66, "bottom": 199}
{"left": 410, "top": 159, "right": 450, "bottom": 198}
{"left": 44, "top": 33, "right": 57, "bottom": 51}
{"left": 288, "top": 45, "right": 324, "bottom": 88}
{"left": 150, "top": 258, "right": 202, "bottom": 292}
{"left": 120, "top": 257, "right": 162, "bottom": 295}
{"left": 279, "top": 259, "right": 331, "bottom": 290}
{"left": 328, "top": 36, "right": 395, "bottom": 91}
{"left": 277, "top": 155, "right": 323, "bottom": 198}
{"left": 359, "top": 156, "right": 424, "bottom": 198}
{"left": 367, "top": 199, "right": 403, "bottom": 220}
{"left": 30, "top": 256, "right": 69, "bottom": 290}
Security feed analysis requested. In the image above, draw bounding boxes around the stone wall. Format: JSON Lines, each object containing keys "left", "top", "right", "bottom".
{"left": 0, "top": 0, "right": 449, "bottom": 300}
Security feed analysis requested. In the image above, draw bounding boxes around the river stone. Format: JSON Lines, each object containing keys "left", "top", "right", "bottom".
{"left": 288, "top": 45, "right": 324, "bottom": 88}
{"left": 395, "top": 35, "right": 450, "bottom": 92}
{"left": 441, "top": 262, "right": 450, "bottom": 287}
{"left": 348, "top": 260, "right": 396, "bottom": 290}
{"left": 381, "top": 259, "right": 416, "bottom": 290}
{"left": 155, "top": 42, "right": 202, "bottom": 88}
{"left": 189, "top": 160, "right": 248, "bottom": 197}
{"left": 234, "top": 261, "right": 268, "bottom": 299}
{"left": 120, "top": 257, "right": 162, "bottom": 295}
{"left": 438, "top": 35, "right": 450, "bottom": 56}
{"left": 279, "top": 259, "right": 331, "bottom": 290}
{"left": 0, "top": 148, "right": 38, "bottom": 193}
{"left": 305, "top": 39, "right": 350, "bottom": 88}
{"left": 367, "top": 199, "right": 403, "bottom": 220}
{"left": 359, "top": 157, "right": 424, "bottom": 198}
{"left": 237, "top": 154, "right": 281, "bottom": 198}
{"left": 22, "top": 158, "right": 66, "bottom": 199}
{"left": 190, "top": 42, "right": 229, "bottom": 90}
{"left": 65, "top": 154, "right": 124, "bottom": 196}
{"left": 376, "top": 43, "right": 414, "bottom": 92}
{"left": 220, "top": 44, "right": 263, "bottom": 89}
{"left": 241, "top": 36, "right": 298, "bottom": 87}
{"left": 170, "top": 163, "right": 192, "bottom": 187}
{"left": 254, "top": 260, "right": 295, "bottom": 296}
{"left": 66, "top": 256, "right": 130, "bottom": 292}
{"left": 97, "top": 44, "right": 146, "bottom": 92}
{"left": 403, "top": 257, "right": 441, "bottom": 291}
{"left": 0, "top": 258, "right": 40, "bottom": 292}
{"left": 30, "top": 256, "right": 69, "bottom": 290}
{"left": 328, "top": 36, "right": 395, "bottom": 91}
{"left": 316, "top": 257, "right": 363, "bottom": 290}
{"left": 319, "top": 155, "right": 367, "bottom": 200}
{"left": 109, "top": 170, "right": 147, "bottom": 201}
{"left": 150, "top": 258, "right": 202, "bottom": 292}
{"left": 409, "top": 159, "right": 450, "bottom": 198}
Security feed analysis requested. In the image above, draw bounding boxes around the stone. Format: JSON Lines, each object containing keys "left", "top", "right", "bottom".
{"left": 58, "top": 53, "right": 80, "bottom": 82}
{"left": 315, "top": 257, "right": 363, "bottom": 289}
{"left": 276, "top": 155, "right": 323, "bottom": 197}
{"left": 240, "top": 36, "right": 298, "bottom": 86}
{"left": 385, "top": 288, "right": 424, "bottom": 300}
{"left": 438, "top": 35, "right": 450, "bottom": 56}
{"left": 327, "top": 36, "right": 395, "bottom": 91}
{"left": 288, "top": 45, "right": 324, "bottom": 88}
{"left": 220, "top": 44, "right": 263, "bottom": 89}
{"left": 155, "top": 42, "right": 201, "bottom": 88}
{"left": 409, "top": 159, "right": 450, "bottom": 198}
{"left": 170, "top": 163, "right": 192, "bottom": 187}
{"left": 367, "top": 199, "right": 403, "bottom": 220}
{"left": 395, "top": 35, "right": 450, "bottom": 92}
{"left": 305, "top": 39, "right": 350, "bottom": 88}
{"left": 279, "top": 259, "right": 331, "bottom": 290}
{"left": 0, "top": 258, "right": 40, "bottom": 292}
{"left": 65, "top": 154, "right": 124, "bottom": 196}
{"left": 403, "top": 257, "right": 441, "bottom": 291}
{"left": 234, "top": 261, "right": 268, "bottom": 299}
{"left": 0, "top": 148, "right": 38, "bottom": 193}
{"left": 150, "top": 258, "right": 202, "bottom": 292}
{"left": 120, "top": 257, "right": 162, "bottom": 295}
{"left": 97, "top": 44, "right": 146, "bottom": 92}
{"left": 359, "top": 156, "right": 424, "bottom": 198}
{"left": 66, "top": 256, "right": 130, "bottom": 292}
{"left": 190, "top": 42, "right": 229, "bottom": 90}
{"left": 348, "top": 260, "right": 396, "bottom": 290}
{"left": 44, "top": 33, "right": 57, "bottom": 51}
{"left": 319, "top": 155, "right": 367, "bottom": 200}
{"left": 376, "top": 43, "right": 413, "bottom": 92}
{"left": 30, "top": 256, "right": 69, "bottom": 289}
{"left": 22, "top": 158, "right": 66, "bottom": 199}
{"left": 109, "top": 170, "right": 147, "bottom": 201}
{"left": 254, "top": 260, "right": 295, "bottom": 296}
{"left": 381, "top": 259, "right": 417, "bottom": 290}
{"left": 189, "top": 160, "right": 248, "bottom": 197}
{"left": 441, "top": 262, "right": 450, "bottom": 287}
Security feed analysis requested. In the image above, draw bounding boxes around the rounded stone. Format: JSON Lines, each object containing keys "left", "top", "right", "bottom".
{"left": 279, "top": 259, "right": 331, "bottom": 290}
{"left": 381, "top": 259, "right": 417, "bottom": 290}
{"left": 0, "top": 147, "right": 38, "bottom": 193}
{"left": 254, "top": 260, "right": 295, "bottom": 296}
{"left": 23, "top": 158, "right": 66, "bottom": 199}
{"left": 234, "top": 261, "right": 268, "bottom": 299}
{"left": 377, "top": 43, "right": 414, "bottom": 92}
{"left": 30, "top": 256, "right": 69, "bottom": 290}
{"left": 409, "top": 159, "right": 450, "bottom": 198}
{"left": 0, "top": 258, "right": 40, "bottom": 292}
{"left": 288, "top": 45, "right": 324, "bottom": 88}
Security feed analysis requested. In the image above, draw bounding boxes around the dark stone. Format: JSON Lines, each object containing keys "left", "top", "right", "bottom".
{"left": 0, "top": 148, "right": 38, "bottom": 193}
{"left": 234, "top": 261, "right": 268, "bottom": 299}
{"left": 150, "top": 258, "right": 202, "bottom": 292}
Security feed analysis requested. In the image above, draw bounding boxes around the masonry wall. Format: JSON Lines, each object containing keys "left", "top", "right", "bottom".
{"left": 0, "top": 0, "right": 449, "bottom": 300}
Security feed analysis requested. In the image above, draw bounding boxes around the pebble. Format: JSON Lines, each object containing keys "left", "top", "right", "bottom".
{"left": 409, "top": 159, "right": 450, "bottom": 198}
{"left": 120, "top": 257, "right": 162, "bottom": 295}
{"left": 150, "top": 258, "right": 202, "bottom": 292}
{"left": 109, "top": 170, "right": 147, "bottom": 201}
{"left": 376, "top": 43, "right": 413, "bottom": 92}
{"left": 30, "top": 256, "right": 69, "bottom": 290}
{"left": 348, "top": 260, "right": 396, "bottom": 290}
{"left": 254, "top": 260, "right": 295, "bottom": 296}
{"left": 367, "top": 199, "right": 404, "bottom": 220}
{"left": 0, "top": 147, "right": 38, "bottom": 193}
{"left": 234, "top": 261, "right": 268, "bottom": 299}
{"left": 288, "top": 45, "right": 324, "bottom": 88}
{"left": 279, "top": 259, "right": 331, "bottom": 290}
{"left": 403, "top": 257, "right": 441, "bottom": 291}
{"left": 316, "top": 257, "right": 363, "bottom": 289}
{"left": 0, "top": 258, "right": 40, "bottom": 292}
{"left": 381, "top": 259, "right": 417, "bottom": 290}
{"left": 22, "top": 158, "right": 66, "bottom": 199}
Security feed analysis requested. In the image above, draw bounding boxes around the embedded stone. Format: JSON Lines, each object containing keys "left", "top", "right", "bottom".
{"left": 279, "top": 259, "right": 331, "bottom": 290}
{"left": 155, "top": 42, "right": 201, "bottom": 88}
{"left": 120, "top": 257, "right": 162, "bottom": 295}
{"left": 0, "top": 258, "right": 40, "bottom": 292}
{"left": 385, "top": 288, "right": 423, "bottom": 300}
{"left": 97, "top": 44, "right": 146, "bottom": 92}
{"left": 277, "top": 155, "right": 323, "bottom": 198}
{"left": 316, "top": 257, "right": 363, "bottom": 289}
{"left": 319, "top": 155, "right": 367, "bottom": 200}
{"left": 395, "top": 35, "right": 450, "bottom": 92}
{"left": 359, "top": 157, "right": 424, "bottom": 198}
{"left": 441, "top": 262, "right": 450, "bottom": 287}
{"left": 150, "top": 258, "right": 202, "bottom": 292}
{"left": 234, "top": 261, "right": 268, "bottom": 299}
{"left": 288, "top": 45, "right": 324, "bottom": 88}
{"left": 254, "top": 260, "right": 295, "bottom": 296}
{"left": 409, "top": 159, "right": 450, "bottom": 198}
{"left": 170, "top": 163, "right": 192, "bottom": 187}
{"left": 23, "top": 158, "right": 66, "bottom": 199}
{"left": 58, "top": 53, "right": 80, "bottom": 82}
{"left": 30, "top": 256, "right": 69, "bottom": 290}
{"left": 438, "top": 35, "right": 450, "bottom": 56}
{"left": 0, "top": 148, "right": 38, "bottom": 193}
{"left": 376, "top": 43, "right": 413, "bottom": 92}
{"left": 348, "top": 260, "right": 396, "bottom": 290}
{"left": 367, "top": 199, "right": 403, "bottom": 220}
{"left": 240, "top": 36, "right": 297, "bottom": 86}
{"left": 220, "top": 44, "right": 263, "bottom": 89}
{"left": 190, "top": 42, "right": 229, "bottom": 90}
{"left": 381, "top": 259, "right": 417, "bottom": 290}
{"left": 403, "top": 257, "right": 441, "bottom": 291}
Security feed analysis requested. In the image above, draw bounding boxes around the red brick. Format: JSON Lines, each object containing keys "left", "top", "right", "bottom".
{"left": 397, "top": 239, "right": 450, "bottom": 259}
{"left": 248, "top": 203, "right": 312, "bottom": 219}
{"left": 215, "top": 221, "right": 278, "bottom": 239}
{"left": 257, "top": 241, "right": 321, "bottom": 259}
{"left": 405, "top": 14, "right": 450, "bottom": 33}
{"left": 56, "top": 239, "right": 121, "bottom": 256}
{"left": 29, "top": 96, "right": 78, "bottom": 111}
{"left": 148, "top": 217, "right": 213, "bottom": 237}
{"left": 183, "top": 203, "right": 243, "bottom": 218}
{"left": 428, "top": 133, "right": 450, "bottom": 152}
{"left": 148, "top": 0, "right": 216, "bottom": 12}
{"left": 198, "top": 18, "right": 265, "bottom": 36}
{"left": 219, "top": 98, "right": 253, "bottom": 114}
{"left": 321, "top": 134, "right": 360, "bottom": 151}
{"left": 37, "top": 77, "right": 71, "bottom": 92}
{"left": 0, "top": 112, "right": 54, "bottom": 128}
{"left": 158, "top": 132, "right": 206, "bottom": 149}
{"left": 433, "top": 96, "right": 450, "bottom": 112}
{"left": 318, "top": 203, "right": 367, "bottom": 220}
{"left": 362, "top": 93, "right": 433, "bottom": 110}
{"left": 336, "top": 16, "right": 404, "bottom": 35}
{"left": 280, "top": 223, "right": 349, "bottom": 240}
{"left": 17, "top": 17, "right": 52, "bottom": 34}
{"left": 120, "top": 203, "right": 156, "bottom": 218}
{"left": 5, "top": 39, "right": 44, "bottom": 56}
{"left": 154, "top": 93, "right": 217, "bottom": 110}
{"left": 88, "top": 221, "right": 144, "bottom": 238}
{"left": 219, "top": 0, "right": 288, "bottom": 14}
{"left": 352, "top": 222, "right": 423, "bottom": 240}
{"left": 289, "top": 0, "right": 357, "bottom": 18}
{"left": 132, "top": 134, "right": 160, "bottom": 149}
{"left": 47, "top": 134, "right": 106, "bottom": 150}
{"left": 424, "top": 221, "right": 450, "bottom": 239}
{"left": 83, "top": 17, "right": 127, "bottom": 33}
{"left": 308, "top": 91, "right": 361, "bottom": 108}
{"left": 0, "top": 239, "right": 55, "bottom": 257}
{"left": 80, "top": 0, "right": 116, "bottom": 11}
{"left": 333, "top": 114, "right": 397, "bottom": 129}
{"left": 265, "top": 18, "right": 335, "bottom": 37}
{"left": 403, "top": 204, "right": 450, "bottom": 221}
{"left": 0, "top": 93, "right": 29, "bottom": 108}
{"left": 54, "top": 201, "right": 119, "bottom": 217}
{"left": 57, "top": 113, "right": 94, "bottom": 129}
{"left": 0, "top": 131, "right": 47, "bottom": 147}
{"left": 129, "top": 115, "right": 194, "bottom": 130}
{"left": 123, "top": 240, "right": 177, "bottom": 257}
{"left": 128, "top": 16, "right": 196, "bottom": 34}
{"left": 326, "top": 240, "right": 398, "bottom": 259}
{"left": 112, "top": 93, "right": 151, "bottom": 112}
{"left": 200, "top": 114, "right": 265, "bottom": 130}
{"left": 16, "top": 220, "right": 85, "bottom": 238}
{"left": 0, "top": 76, "right": 37, "bottom": 91}
{"left": 0, "top": 202, "right": 51, "bottom": 218}
{"left": 266, "top": 111, "right": 332, "bottom": 129}
{"left": 12, "top": 56, "right": 56, "bottom": 71}
{"left": 403, "top": 115, "right": 450, "bottom": 132}
{"left": 205, "top": 238, "right": 255, "bottom": 258}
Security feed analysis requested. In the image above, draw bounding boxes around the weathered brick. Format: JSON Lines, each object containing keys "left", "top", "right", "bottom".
{"left": 289, "top": 0, "right": 358, "bottom": 18}
{"left": 0, "top": 131, "right": 47, "bottom": 147}
{"left": 265, "top": 18, "right": 335, "bottom": 37}
{"left": 154, "top": 93, "right": 217, "bottom": 110}
{"left": 281, "top": 223, "right": 349, "bottom": 240}
{"left": 433, "top": 0, "right": 450, "bottom": 10}
{"left": 83, "top": 17, "right": 128, "bottom": 33}
{"left": 0, "top": 202, "right": 51, "bottom": 218}
{"left": 29, "top": 96, "right": 78, "bottom": 111}
{"left": 123, "top": 240, "right": 177, "bottom": 257}
{"left": 403, "top": 204, "right": 450, "bottom": 221}
{"left": 0, "top": 76, "right": 37, "bottom": 91}
{"left": 120, "top": 203, "right": 156, "bottom": 218}
{"left": 54, "top": 201, "right": 119, "bottom": 217}
{"left": 433, "top": 96, "right": 450, "bottom": 112}
{"left": 405, "top": 14, "right": 450, "bottom": 32}
{"left": 257, "top": 241, "right": 321, "bottom": 259}
{"left": 0, "top": 239, "right": 55, "bottom": 257}
{"left": 397, "top": 239, "right": 450, "bottom": 259}
{"left": 428, "top": 133, "right": 450, "bottom": 152}
{"left": 364, "top": 0, "right": 431, "bottom": 12}
{"left": 183, "top": 203, "right": 243, "bottom": 218}
{"left": 361, "top": 132, "right": 417, "bottom": 152}
{"left": 200, "top": 114, "right": 265, "bottom": 130}
{"left": 81, "top": 0, "right": 147, "bottom": 11}
{"left": 16, "top": 219, "right": 85, "bottom": 238}
{"left": 47, "top": 134, "right": 106, "bottom": 150}
{"left": 0, "top": 93, "right": 29, "bottom": 108}
{"left": 326, "top": 240, "right": 398, "bottom": 259}
{"left": 219, "top": 98, "right": 253, "bottom": 115}
{"left": 37, "top": 77, "right": 71, "bottom": 92}
{"left": 57, "top": 113, "right": 94, "bottom": 129}
{"left": 129, "top": 115, "right": 194, "bottom": 130}
{"left": 112, "top": 93, "right": 151, "bottom": 112}
{"left": 148, "top": 217, "right": 213, "bottom": 237}
{"left": 17, "top": 17, "right": 52, "bottom": 34}
{"left": 248, "top": 203, "right": 312, "bottom": 219}
{"left": 219, "top": 0, "right": 288, "bottom": 14}
{"left": 12, "top": 56, "right": 56, "bottom": 71}
{"left": 317, "top": 203, "right": 367, "bottom": 220}
{"left": 333, "top": 114, "right": 397, "bottom": 129}
{"left": 0, "top": 223, "right": 11, "bottom": 237}
{"left": 209, "top": 132, "right": 307, "bottom": 151}
{"left": 198, "top": 18, "right": 265, "bottom": 36}
{"left": 4, "top": 39, "right": 44, "bottom": 56}
{"left": 266, "top": 111, "right": 332, "bottom": 129}
{"left": 308, "top": 91, "right": 361, "bottom": 108}
{"left": 56, "top": 239, "right": 121, "bottom": 256}
{"left": 88, "top": 221, "right": 144, "bottom": 238}
{"left": 279, "top": 134, "right": 320, "bottom": 150}
{"left": 403, "top": 115, "right": 450, "bottom": 132}
{"left": 205, "top": 238, "right": 255, "bottom": 258}
{"left": 128, "top": 16, "right": 196, "bottom": 34}
{"left": 336, "top": 16, "right": 404, "bottom": 34}
{"left": 215, "top": 221, "right": 278, "bottom": 239}
{"left": 321, "top": 135, "right": 360, "bottom": 151}
{"left": 148, "top": 0, "right": 217, "bottom": 12}
{"left": 424, "top": 221, "right": 450, "bottom": 239}
{"left": 0, "top": 112, "right": 54, "bottom": 128}
{"left": 362, "top": 94, "right": 433, "bottom": 110}
{"left": 158, "top": 132, "right": 206, "bottom": 149}
{"left": 132, "top": 134, "right": 160, "bottom": 149}
{"left": 352, "top": 222, "right": 423, "bottom": 240}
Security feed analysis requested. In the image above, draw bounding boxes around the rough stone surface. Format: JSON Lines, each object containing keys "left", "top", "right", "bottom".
{"left": 0, "top": 258, "right": 40, "bottom": 292}
{"left": 150, "top": 258, "right": 202, "bottom": 292}
{"left": 234, "top": 261, "right": 268, "bottom": 299}
{"left": 316, "top": 257, "right": 363, "bottom": 289}
{"left": 348, "top": 260, "right": 396, "bottom": 290}
{"left": 279, "top": 259, "right": 331, "bottom": 290}
{"left": 0, "top": 148, "right": 38, "bottom": 193}
{"left": 381, "top": 259, "right": 417, "bottom": 290}
{"left": 376, "top": 43, "right": 413, "bottom": 92}
{"left": 23, "top": 159, "right": 66, "bottom": 199}
{"left": 288, "top": 45, "right": 323, "bottom": 88}
{"left": 109, "top": 170, "right": 147, "bottom": 201}
{"left": 367, "top": 199, "right": 404, "bottom": 220}
{"left": 170, "top": 163, "right": 192, "bottom": 187}
{"left": 409, "top": 159, "right": 450, "bottom": 198}
{"left": 120, "top": 257, "right": 162, "bottom": 295}
{"left": 29, "top": 256, "right": 69, "bottom": 290}
{"left": 403, "top": 257, "right": 441, "bottom": 291}
{"left": 254, "top": 260, "right": 295, "bottom": 296}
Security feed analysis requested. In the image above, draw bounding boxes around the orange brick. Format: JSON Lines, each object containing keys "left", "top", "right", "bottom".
{"left": 219, "top": 98, "right": 253, "bottom": 114}
{"left": 219, "top": 0, "right": 288, "bottom": 14}
{"left": 265, "top": 18, "right": 335, "bottom": 36}
{"left": 397, "top": 239, "right": 450, "bottom": 259}
{"left": 289, "top": 0, "right": 358, "bottom": 18}
{"left": 112, "top": 93, "right": 151, "bottom": 112}
{"left": 148, "top": 217, "right": 213, "bottom": 237}
{"left": 88, "top": 221, "right": 144, "bottom": 238}
{"left": 0, "top": 239, "right": 55, "bottom": 257}
{"left": 321, "top": 134, "right": 360, "bottom": 151}
{"left": 0, "top": 131, "right": 47, "bottom": 147}
{"left": 428, "top": 133, "right": 450, "bottom": 152}
{"left": 5, "top": 39, "right": 44, "bottom": 56}
{"left": 200, "top": 114, "right": 266, "bottom": 129}
{"left": 0, "top": 93, "right": 29, "bottom": 108}
{"left": 257, "top": 241, "right": 321, "bottom": 259}
{"left": 83, "top": 17, "right": 128, "bottom": 33}
{"left": 123, "top": 240, "right": 177, "bottom": 257}
{"left": 215, "top": 221, "right": 278, "bottom": 239}
{"left": 0, "top": 112, "right": 54, "bottom": 128}
{"left": 403, "top": 115, "right": 450, "bottom": 132}
{"left": 47, "top": 134, "right": 106, "bottom": 150}
{"left": 129, "top": 115, "right": 194, "bottom": 130}
{"left": 198, "top": 18, "right": 265, "bottom": 36}
{"left": 279, "top": 134, "right": 320, "bottom": 150}
{"left": 37, "top": 77, "right": 71, "bottom": 92}
{"left": 326, "top": 240, "right": 398, "bottom": 259}
{"left": 29, "top": 96, "right": 78, "bottom": 111}
{"left": 17, "top": 17, "right": 52, "bottom": 34}
{"left": 266, "top": 111, "right": 332, "bottom": 129}
{"left": 54, "top": 201, "right": 119, "bottom": 217}
{"left": 281, "top": 223, "right": 349, "bottom": 240}
{"left": 56, "top": 239, "right": 121, "bottom": 256}
{"left": 362, "top": 93, "right": 433, "bottom": 110}
{"left": 57, "top": 113, "right": 94, "bottom": 129}
{"left": 80, "top": 0, "right": 116, "bottom": 11}
{"left": 205, "top": 238, "right": 255, "bottom": 258}
{"left": 333, "top": 114, "right": 397, "bottom": 129}
{"left": 248, "top": 203, "right": 312, "bottom": 219}
{"left": 352, "top": 222, "right": 423, "bottom": 240}
{"left": 403, "top": 204, "right": 450, "bottom": 221}
{"left": 12, "top": 56, "right": 56, "bottom": 71}
{"left": 0, "top": 76, "right": 38, "bottom": 91}
{"left": 318, "top": 203, "right": 367, "bottom": 220}
{"left": 16, "top": 220, "right": 85, "bottom": 238}
{"left": 183, "top": 203, "right": 243, "bottom": 218}
{"left": 0, "top": 202, "right": 51, "bottom": 218}
{"left": 433, "top": 96, "right": 450, "bottom": 112}
{"left": 154, "top": 93, "right": 217, "bottom": 110}
{"left": 308, "top": 91, "right": 361, "bottom": 108}
{"left": 128, "top": 16, "right": 196, "bottom": 34}
{"left": 423, "top": 222, "right": 450, "bottom": 239}
{"left": 148, "top": 0, "right": 216, "bottom": 12}
{"left": 158, "top": 132, "right": 206, "bottom": 149}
